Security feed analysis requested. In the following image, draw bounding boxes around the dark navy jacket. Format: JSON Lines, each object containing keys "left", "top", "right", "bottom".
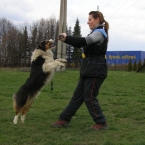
{"left": 80, "top": 26, "right": 108, "bottom": 78}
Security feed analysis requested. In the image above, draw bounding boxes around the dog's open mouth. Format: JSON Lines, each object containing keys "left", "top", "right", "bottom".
{"left": 48, "top": 39, "right": 55, "bottom": 49}
{"left": 49, "top": 43, "right": 55, "bottom": 49}
{"left": 49, "top": 43, "right": 54, "bottom": 47}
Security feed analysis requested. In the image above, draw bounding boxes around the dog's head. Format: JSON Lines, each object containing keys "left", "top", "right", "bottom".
{"left": 37, "top": 39, "right": 54, "bottom": 51}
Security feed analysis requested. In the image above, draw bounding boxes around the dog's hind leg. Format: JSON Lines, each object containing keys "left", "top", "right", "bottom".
{"left": 13, "top": 113, "right": 20, "bottom": 124}
{"left": 13, "top": 95, "right": 20, "bottom": 124}
{"left": 21, "top": 114, "right": 26, "bottom": 124}
{"left": 21, "top": 99, "right": 34, "bottom": 124}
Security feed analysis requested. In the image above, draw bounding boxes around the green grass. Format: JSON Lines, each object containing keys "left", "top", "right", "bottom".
{"left": 0, "top": 70, "right": 145, "bottom": 145}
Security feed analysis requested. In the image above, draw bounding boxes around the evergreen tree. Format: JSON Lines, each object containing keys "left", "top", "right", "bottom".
{"left": 137, "top": 59, "right": 142, "bottom": 70}
{"left": 66, "top": 26, "right": 72, "bottom": 68}
{"left": 30, "top": 25, "right": 37, "bottom": 50}
{"left": 73, "top": 18, "right": 82, "bottom": 37}
{"left": 73, "top": 18, "right": 82, "bottom": 68}
{"left": 133, "top": 60, "right": 137, "bottom": 71}
{"left": 128, "top": 59, "right": 132, "bottom": 71}
{"left": 21, "top": 26, "right": 29, "bottom": 66}
{"left": 18, "top": 32, "right": 23, "bottom": 66}
{"left": 144, "top": 58, "right": 145, "bottom": 64}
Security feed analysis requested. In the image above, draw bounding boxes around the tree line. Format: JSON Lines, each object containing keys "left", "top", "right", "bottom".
{"left": 128, "top": 59, "right": 145, "bottom": 72}
{"left": 0, "top": 17, "right": 82, "bottom": 68}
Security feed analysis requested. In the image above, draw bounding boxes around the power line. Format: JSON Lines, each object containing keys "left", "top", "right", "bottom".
{"left": 110, "top": 0, "right": 139, "bottom": 20}
{"left": 112, "top": 8, "right": 145, "bottom": 28}
{"left": 107, "top": 0, "right": 128, "bottom": 19}
{"left": 104, "top": 0, "right": 124, "bottom": 17}
{"left": 101, "top": 0, "right": 111, "bottom": 10}
{"left": 99, "top": 0, "right": 108, "bottom": 9}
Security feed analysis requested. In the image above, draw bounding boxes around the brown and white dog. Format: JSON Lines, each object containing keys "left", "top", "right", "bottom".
{"left": 13, "top": 39, "right": 66, "bottom": 124}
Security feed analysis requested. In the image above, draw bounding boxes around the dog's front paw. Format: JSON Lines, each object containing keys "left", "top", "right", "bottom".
{"left": 62, "top": 59, "right": 67, "bottom": 63}
{"left": 57, "top": 62, "right": 65, "bottom": 67}
{"left": 60, "top": 63, "right": 65, "bottom": 67}
{"left": 55, "top": 59, "right": 67, "bottom": 63}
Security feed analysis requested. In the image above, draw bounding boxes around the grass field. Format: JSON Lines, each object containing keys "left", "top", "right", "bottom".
{"left": 0, "top": 70, "right": 145, "bottom": 145}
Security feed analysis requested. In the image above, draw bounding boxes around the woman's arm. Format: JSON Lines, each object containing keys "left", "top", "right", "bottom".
{"left": 65, "top": 36, "right": 87, "bottom": 48}
{"left": 85, "top": 31, "right": 105, "bottom": 45}
{"left": 58, "top": 31, "right": 105, "bottom": 47}
{"left": 58, "top": 33, "right": 87, "bottom": 48}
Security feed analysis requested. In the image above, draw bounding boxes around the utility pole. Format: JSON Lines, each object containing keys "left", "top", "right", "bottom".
{"left": 57, "top": 0, "right": 67, "bottom": 59}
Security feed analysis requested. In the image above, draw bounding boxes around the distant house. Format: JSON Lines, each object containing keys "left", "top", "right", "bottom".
{"left": 106, "top": 51, "right": 145, "bottom": 65}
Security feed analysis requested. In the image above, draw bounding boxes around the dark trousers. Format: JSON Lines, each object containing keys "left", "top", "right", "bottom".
{"left": 59, "top": 77, "right": 106, "bottom": 124}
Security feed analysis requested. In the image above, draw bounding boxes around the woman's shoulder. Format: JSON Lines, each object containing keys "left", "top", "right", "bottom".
{"left": 93, "top": 29, "right": 107, "bottom": 38}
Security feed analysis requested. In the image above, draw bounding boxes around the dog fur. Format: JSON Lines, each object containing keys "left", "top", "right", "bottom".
{"left": 13, "top": 39, "right": 66, "bottom": 124}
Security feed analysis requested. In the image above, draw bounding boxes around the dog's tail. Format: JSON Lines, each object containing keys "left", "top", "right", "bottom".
{"left": 12, "top": 94, "right": 17, "bottom": 112}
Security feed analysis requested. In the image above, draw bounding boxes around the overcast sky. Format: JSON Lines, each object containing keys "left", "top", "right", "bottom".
{"left": 0, "top": 0, "right": 145, "bottom": 51}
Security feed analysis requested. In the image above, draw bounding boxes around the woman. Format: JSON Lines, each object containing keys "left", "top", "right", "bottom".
{"left": 51, "top": 11, "right": 109, "bottom": 130}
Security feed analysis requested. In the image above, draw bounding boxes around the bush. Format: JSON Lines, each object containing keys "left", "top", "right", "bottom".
{"left": 128, "top": 59, "right": 132, "bottom": 71}
{"left": 137, "top": 59, "right": 142, "bottom": 70}
{"left": 133, "top": 60, "right": 137, "bottom": 71}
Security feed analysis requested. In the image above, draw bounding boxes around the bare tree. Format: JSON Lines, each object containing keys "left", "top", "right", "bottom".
{"left": 0, "top": 16, "right": 62, "bottom": 68}
{"left": 0, "top": 18, "right": 20, "bottom": 67}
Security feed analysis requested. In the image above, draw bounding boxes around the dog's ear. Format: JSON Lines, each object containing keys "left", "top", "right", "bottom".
{"left": 37, "top": 42, "right": 42, "bottom": 47}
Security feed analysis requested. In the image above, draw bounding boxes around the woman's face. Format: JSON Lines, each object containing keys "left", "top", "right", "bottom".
{"left": 87, "top": 14, "right": 100, "bottom": 30}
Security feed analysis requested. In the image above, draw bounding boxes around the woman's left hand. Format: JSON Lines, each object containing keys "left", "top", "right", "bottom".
{"left": 58, "top": 33, "right": 67, "bottom": 42}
